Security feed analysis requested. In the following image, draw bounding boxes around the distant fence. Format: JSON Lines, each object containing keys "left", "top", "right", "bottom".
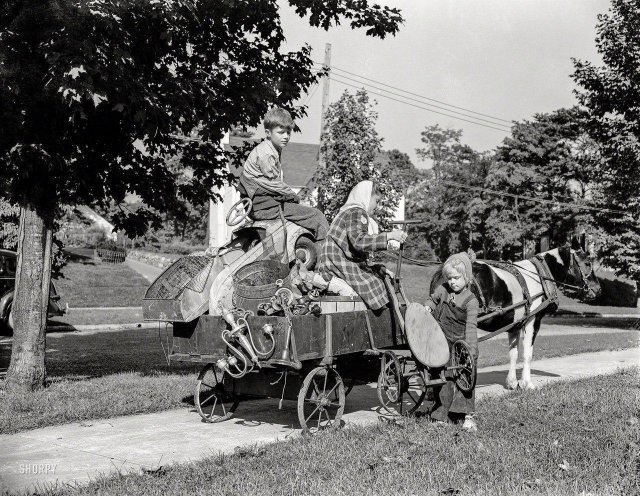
{"left": 96, "top": 249, "right": 126, "bottom": 264}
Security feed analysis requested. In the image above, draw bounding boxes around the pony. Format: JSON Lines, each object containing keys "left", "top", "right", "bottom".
{"left": 429, "top": 236, "right": 601, "bottom": 390}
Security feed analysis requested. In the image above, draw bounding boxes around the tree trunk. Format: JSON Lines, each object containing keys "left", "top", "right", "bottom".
{"left": 5, "top": 201, "right": 54, "bottom": 392}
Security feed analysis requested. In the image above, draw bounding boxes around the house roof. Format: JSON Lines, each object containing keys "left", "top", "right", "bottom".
{"left": 227, "top": 136, "right": 319, "bottom": 189}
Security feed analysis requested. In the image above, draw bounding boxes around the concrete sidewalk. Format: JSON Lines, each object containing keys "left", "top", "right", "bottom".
{"left": 1, "top": 348, "right": 637, "bottom": 494}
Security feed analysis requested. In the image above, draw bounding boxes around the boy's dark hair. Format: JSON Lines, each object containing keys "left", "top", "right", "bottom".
{"left": 264, "top": 107, "right": 294, "bottom": 131}
{"left": 372, "top": 182, "right": 383, "bottom": 196}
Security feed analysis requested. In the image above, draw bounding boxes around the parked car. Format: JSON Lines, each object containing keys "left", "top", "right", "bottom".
{"left": 0, "top": 249, "right": 65, "bottom": 333}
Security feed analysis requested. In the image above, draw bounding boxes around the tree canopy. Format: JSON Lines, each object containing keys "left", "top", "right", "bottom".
{"left": 572, "top": 0, "right": 640, "bottom": 280}
{"left": 317, "top": 89, "right": 401, "bottom": 226}
{"left": 0, "top": 0, "right": 403, "bottom": 391}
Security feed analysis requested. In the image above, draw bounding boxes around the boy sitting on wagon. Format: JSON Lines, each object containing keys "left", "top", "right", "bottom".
{"left": 238, "top": 108, "right": 329, "bottom": 255}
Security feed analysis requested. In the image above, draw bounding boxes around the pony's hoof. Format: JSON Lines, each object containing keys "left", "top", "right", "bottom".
{"left": 518, "top": 379, "right": 536, "bottom": 390}
{"left": 505, "top": 378, "right": 518, "bottom": 390}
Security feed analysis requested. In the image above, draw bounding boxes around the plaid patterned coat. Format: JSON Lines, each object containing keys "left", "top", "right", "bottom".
{"left": 318, "top": 207, "right": 389, "bottom": 310}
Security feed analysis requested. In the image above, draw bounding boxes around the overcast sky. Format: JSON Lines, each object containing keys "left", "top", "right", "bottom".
{"left": 275, "top": 0, "right": 610, "bottom": 167}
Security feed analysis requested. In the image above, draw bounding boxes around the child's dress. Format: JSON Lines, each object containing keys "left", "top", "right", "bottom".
{"left": 425, "top": 285, "right": 479, "bottom": 421}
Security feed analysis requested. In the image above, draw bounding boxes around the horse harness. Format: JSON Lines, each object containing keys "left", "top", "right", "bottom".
{"left": 471, "top": 257, "right": 560, "bottom": 342}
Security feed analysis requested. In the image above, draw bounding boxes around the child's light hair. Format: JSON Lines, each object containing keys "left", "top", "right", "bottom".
{"left": 263, "top": 107, "right": 294, "bottom": 131}
{"left": 443, "top": 260, "right": 470, "bottom": 284}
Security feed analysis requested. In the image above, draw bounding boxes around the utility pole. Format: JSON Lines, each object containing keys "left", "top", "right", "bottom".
{"left": 318, "top": 43, "right": 332, "bottom": 171}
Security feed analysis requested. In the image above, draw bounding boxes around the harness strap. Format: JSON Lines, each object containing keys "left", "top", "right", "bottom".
{"left": 488, "top": 261, "right": 532, "bottom": 315}
{"left": 532, "top": 256, "right": 559, "bottom": 313}
{"left": 470, "top": 277, "right": 488, "bottom": 313}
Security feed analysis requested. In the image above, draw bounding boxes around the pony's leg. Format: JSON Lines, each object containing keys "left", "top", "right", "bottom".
{"left": 505, "top": 329, "right": 520, "bottom": 390}
{"left": 518, "top": 318, "right": 540, "bottom": 390}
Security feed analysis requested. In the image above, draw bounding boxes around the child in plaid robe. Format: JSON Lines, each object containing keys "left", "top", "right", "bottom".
{"left": 318, "top": 181, "right": 407, "bottom": 310}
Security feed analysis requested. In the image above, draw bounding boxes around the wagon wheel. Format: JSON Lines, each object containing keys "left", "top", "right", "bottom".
{"left": 195, "top": 364, "right": 239, "bottom": 423}
{"left": 226, "top": 198, "right": 252, "bottom": 227}
{"left": 452, "top": 340, "right": 477, "bottom": 393}
{"left": 377, "top": 351, "right": 426, "bottom": 416}
{"left": 297, "top": 367, "right": 345, "bottom": 434}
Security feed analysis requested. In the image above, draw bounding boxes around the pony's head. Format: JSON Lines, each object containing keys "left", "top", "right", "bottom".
{"left": 564, "top": 234, "right": 601, "bottom": 302}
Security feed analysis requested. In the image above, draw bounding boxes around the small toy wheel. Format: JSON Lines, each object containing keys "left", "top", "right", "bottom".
{"left": 452, "top": 340, "right": 477, "bottom": 393}
{"left": 377, "top": 351, "right": 426, "bottom": 416}
{"left": 377, "top": 351, "right": 403, "bottom": 411}
{"left": 195, "top": 364, "right": 239, "bottom": 423}
{"left": 226, "top": 198, "right": 252, "bottom": 227}
{"left": 297, "top": 367, "right": 345, "bottom": 434}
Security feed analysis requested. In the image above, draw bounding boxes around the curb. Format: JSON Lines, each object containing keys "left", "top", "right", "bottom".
{"left": 66, "top": 306, "right": 142, "bottom": 312}
{"left": 46, "top": 322, "right": 163, "bottom": 333}
{"left": 551, "top": 312, "right": 640, "bottom": 319}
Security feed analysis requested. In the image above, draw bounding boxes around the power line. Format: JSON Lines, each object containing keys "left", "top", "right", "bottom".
{"left": 330, "top": 76, "right": 510, "bottom": 133}
{"left": 327, "top": 71, "right": 512, "bottom": 129}
{"left": 314, "top": 62, "right": 513, "bottom": 124}
{"left": 439, "top": 180, "right": 627, "bottom": 215}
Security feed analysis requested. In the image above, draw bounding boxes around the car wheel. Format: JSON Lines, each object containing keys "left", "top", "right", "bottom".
{"left": 294, "top": 236, "right": 317, "bottom": 270}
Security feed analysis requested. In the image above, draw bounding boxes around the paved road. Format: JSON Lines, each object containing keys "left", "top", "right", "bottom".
{"left": 124, "top": 258, "right": 163, "bottom": 282}
{"left": 1, "top": 348, "right": 637, "bottom": 494}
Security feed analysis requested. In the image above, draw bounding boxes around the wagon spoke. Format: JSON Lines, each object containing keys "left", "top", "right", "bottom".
{"left": 312, "top": 379, "right": 321, "bottom": 397}
{"left": 316, "top": 409, "right": 323, "bottom": 431}
{"left": 201, "top": 382, "right": 216, "bottom": 390}
{"left": 201, "top": 391, "right": 218, "bottom": 407}
{"left": 208, "top": 397, "right": 219, "bottom": 418}
{"left": 305, "top": 404, "right": 321, "bottom": 424}
{"left": 323, "top": 369, "right": 329, "bottom": 392}
{"left": 325, "top": 382, "right": 340, "bottom": 398}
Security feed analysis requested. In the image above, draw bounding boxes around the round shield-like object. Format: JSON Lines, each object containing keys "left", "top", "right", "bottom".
{"left": 405, "top": 302, "right": 449, "bottom": 368}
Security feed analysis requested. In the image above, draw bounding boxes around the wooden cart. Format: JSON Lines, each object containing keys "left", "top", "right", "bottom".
{"left": 168, "top": 286, "right": 476, "bottom": 434}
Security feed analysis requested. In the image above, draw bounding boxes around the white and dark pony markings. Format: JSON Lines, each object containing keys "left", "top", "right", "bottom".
{"left": 430, "top": 240, "right": 601, "bottom": 390}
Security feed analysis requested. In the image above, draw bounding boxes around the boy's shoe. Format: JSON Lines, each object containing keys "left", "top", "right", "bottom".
{"left": 462, "top": 415, "right": 477, "bottom": 432}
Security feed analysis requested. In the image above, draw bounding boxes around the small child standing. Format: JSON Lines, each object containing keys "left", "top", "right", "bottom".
{"left": 425, "top": 252, "right": 479, "bottom": 431}
{"left": 238, "top": 108, "right": 329, "bottom": 253}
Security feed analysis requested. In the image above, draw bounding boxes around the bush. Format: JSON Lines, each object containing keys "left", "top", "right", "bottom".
{"left": 160, "top": 241, "right": 208, "bottom": 254}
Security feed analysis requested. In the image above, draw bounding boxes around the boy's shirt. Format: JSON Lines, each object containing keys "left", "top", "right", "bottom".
{"left": 240, "top": 140, "right": 297, "bottom": 205}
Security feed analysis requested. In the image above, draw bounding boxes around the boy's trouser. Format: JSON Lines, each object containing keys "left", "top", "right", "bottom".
{"left": 251, "top": 202, "right": 329, "bottom": 244}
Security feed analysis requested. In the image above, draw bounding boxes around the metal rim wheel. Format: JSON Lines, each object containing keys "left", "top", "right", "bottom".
{"left": 297, "top": 367, "right": 345, "bottom": 434}
{"left": 377, "top": 351, "right": 426, "bottom": 416}
{"left": 452, "top": 340, "right": 477, "bottom": 393}
{"left": 195, "top": 364, "right": 239, "bottom": 423}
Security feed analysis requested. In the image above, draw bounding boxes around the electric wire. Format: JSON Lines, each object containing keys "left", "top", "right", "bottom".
{"left": 325, "top": 71, "right": 511, "bottom": 128}
{"left": 314, "top": 62, "right": 513, "bottom": 124}
{"left": 438, "top": 180, "right": 627, "bottom": 215}
{"left": 329, "top": 76, "right": 510, "bottom": 133}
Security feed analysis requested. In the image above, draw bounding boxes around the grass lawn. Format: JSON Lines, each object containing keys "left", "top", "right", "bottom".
{"left": 0, "top": 324, "right": 637, "bottom": 435}
{"left": 53, "top": 249, "right": 149, "bottom": 308}
{"left": 39, "top": 369, "right": 640, "bottom": 496}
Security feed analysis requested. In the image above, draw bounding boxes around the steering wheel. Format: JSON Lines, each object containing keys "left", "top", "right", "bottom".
{"left": 226, "top": 198, "right": 253, "bottom": 227}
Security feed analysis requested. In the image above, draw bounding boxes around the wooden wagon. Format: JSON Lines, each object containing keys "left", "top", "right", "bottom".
{"left": 168, "top": 285, "right": 476, "bottom": 434}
